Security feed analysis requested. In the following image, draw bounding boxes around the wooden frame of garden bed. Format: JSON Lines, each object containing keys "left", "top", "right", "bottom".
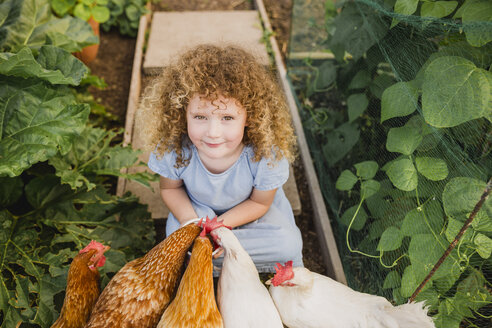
{"left": 117, "top": 3, "right": 347, "bottom": 284}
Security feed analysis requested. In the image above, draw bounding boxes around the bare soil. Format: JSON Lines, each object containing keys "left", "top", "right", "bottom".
{"left": 88, "top": 0, "right": 326, "bottom": 275}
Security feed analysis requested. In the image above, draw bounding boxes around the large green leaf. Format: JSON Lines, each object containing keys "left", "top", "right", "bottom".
{"left": 442, "top": 177, "right": 490, "bottom": 221}
{"left": 322, "top": 121, "right": 360, "bottom": 166}
{"left": 462, "top": 0, "right": 492, "bottom": 47}
{"left": 394, "top": 0, "right": 418, "bottom": 15}
{"left": 336, "top": 169, "right": 358, "bottom": 190}
{"left": 377, "top": 226, "right": 403, "bottom": 251}
{"left": 340, "top": 205, "right": 368, "bottom": 231}
{"left": 408, "top": 234, "right": 459, "bottom": 283}
{"left": 381, "top": 81, "right": 419, "bottom": 122}
{"left": 49, "top": 126, "right": 156, "bottom": 190}
{"left": 347, "top": 93, "right": 368, "bottom": 122}
{"left": 0, "top": 77, "right": 90, "bottom": 177}
{"left": 415, "top": 157, "right": 449, "bottom": 181}
{"left": 330, "top": 2, "right": 389, "bottom": 60}
{"left": 0, "top": 0, "right": 98, "bottom": 52}
{"left": 421, "top": 1, "right": 458, "bottom": 18}
{"left": 0, "top": 46, "right": 87, "bottom": 85}
{"left": 401, "top": 200, "right": 445, "bottom": 236}
{"left": 354, "top": 161, "right": 379, "bottom": 180}
{"left": 386, "top": 158, "right": 418, "bottom": 191}
{"left": 386, "top": 119, "right": 423, "bottom": 155}
{"left": 361, "top": 179, "right": 380, "bottom": 199}
{"left": 422, "top": 56, "right": 490, "bottom": 127}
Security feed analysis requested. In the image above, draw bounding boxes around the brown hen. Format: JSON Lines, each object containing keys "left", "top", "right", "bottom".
{"left": 85, "top": 223, "right": 201, "bottom": 328}
{"left": 51, "top": 240, "right": 109, "bottom": 328}
{"left": 157, "top": 228, "right": 223, "bottom": 328}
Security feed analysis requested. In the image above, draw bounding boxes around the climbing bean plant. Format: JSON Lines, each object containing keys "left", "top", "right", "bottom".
{"left": 294, "top": 0, "right": 492, "bottom": 327}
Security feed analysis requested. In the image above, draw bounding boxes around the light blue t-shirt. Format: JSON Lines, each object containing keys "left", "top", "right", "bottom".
{"left": 148, "top": 144, "right": 292, "bottom": 216}
{"left": 148, "top": 144, "right": 304, "bottom": 272}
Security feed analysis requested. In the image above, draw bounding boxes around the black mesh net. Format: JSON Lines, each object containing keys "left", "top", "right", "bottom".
{"left": 287, "top": 0, "right": 492, "bottom": 327}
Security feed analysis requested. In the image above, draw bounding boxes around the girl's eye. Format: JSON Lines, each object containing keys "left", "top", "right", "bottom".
{"left": 223, "top": 116, "right": 234, "bottom": 121}
{"left": 194, "top": 115, "right": 206, "bottom": 120}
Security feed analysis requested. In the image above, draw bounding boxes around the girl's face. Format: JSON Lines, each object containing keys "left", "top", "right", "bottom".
{"left": 186, "top": 94, "right": 247, "bottom": 163}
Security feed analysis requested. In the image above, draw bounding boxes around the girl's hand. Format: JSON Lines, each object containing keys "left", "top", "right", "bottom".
{"left": 212, "top": 247, "right": 224, "bottom": 259}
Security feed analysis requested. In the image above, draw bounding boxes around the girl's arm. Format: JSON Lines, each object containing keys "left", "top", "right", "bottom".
{"left": 218, "top": 188, "right": 277, "bottom": 228}
{"left": 159, "top": 176, "right": 198, "bottom": 225}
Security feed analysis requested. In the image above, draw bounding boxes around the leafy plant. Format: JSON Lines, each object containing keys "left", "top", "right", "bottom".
{"left": 0, "top": 1, "right": 156, "bottom": 326}
{"left": 292, "top": 0, "right": 492, "bottom": 326}
{"left": 51, "top": 0, "right": 111, "bottom": 23}
{"left": 102, "top": 0, "right": 149, "bottom": 37}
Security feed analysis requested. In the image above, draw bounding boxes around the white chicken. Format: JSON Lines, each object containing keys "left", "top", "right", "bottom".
{"left": 206, "top": 217, "right": 284, "bottom": 328}
{"left": 267, "top": 261, "right": 435, "bottom": 328}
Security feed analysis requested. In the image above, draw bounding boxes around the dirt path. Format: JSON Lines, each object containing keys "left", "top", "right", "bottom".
{"left": 88, "top": 0, "right": 326, "bottom": 275}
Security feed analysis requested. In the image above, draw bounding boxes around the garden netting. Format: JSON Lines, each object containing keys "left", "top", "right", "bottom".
{"left": 287, "top": 0, "right": 492, "bottom": 327}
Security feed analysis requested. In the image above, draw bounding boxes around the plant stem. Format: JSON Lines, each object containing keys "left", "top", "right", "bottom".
{"left": 410, "top": 177, "right": 492, "bottom": 302}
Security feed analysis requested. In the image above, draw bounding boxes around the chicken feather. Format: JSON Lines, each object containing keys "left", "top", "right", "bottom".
{"left": 211, "top": 225, "right": 283, "bottom": 328}
{"left": 268, "top": 262, "right": 435, "bottom": 328}
{"left": 158, "top": 236, "right": 223, "bottom": 328}
{"left": 85, "top": 223, "right": 201, "bottom": 328}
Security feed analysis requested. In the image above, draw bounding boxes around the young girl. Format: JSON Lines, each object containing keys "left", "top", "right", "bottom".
{"left": 138, "top": 44, "right": 303, "bottom": 272}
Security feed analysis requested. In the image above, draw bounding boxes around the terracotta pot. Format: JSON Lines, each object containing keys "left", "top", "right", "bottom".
{"left": 74, "top": 17, "right": 100, "bottom": 64}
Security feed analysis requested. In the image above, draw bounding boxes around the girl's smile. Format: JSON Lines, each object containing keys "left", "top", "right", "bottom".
{"left": 186, "top": 94, "right": 247, "bottom": 173}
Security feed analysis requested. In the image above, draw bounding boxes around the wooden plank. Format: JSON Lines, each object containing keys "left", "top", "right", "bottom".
{"left": 116, "top": 14, "right": 148, "bottom": 198}
{"left": 255, "top": 0, "right": 347, "bottom": 284}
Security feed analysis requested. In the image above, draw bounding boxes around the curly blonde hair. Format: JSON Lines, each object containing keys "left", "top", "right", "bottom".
{"left": 137, "top": 44, "right": 296, "bottom": 167}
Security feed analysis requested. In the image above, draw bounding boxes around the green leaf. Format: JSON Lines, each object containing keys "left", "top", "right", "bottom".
{"left": 0, "top": 176, "right": 23, "bottom": 207}
{"left": 0, "top": 46, "right": 87, "bottom": 85}
{"left": 474, "top": 233, "right": 492, "bottom": 258}
{"left": 386, "top": 158, "right": 418, "bottom": 191}
{"left": 369, "top": 74, "right": 395, "bottom": 100}
{"left": 472, "top": 209, "right": 492, "bottom": 232}
{"left": 92, "top": 5, "right": 110, "bottom": 23}
{"left": 125, "top": 4, "right": 141, "bottom": 21}
{"left": 445, "top": 217, "right": 474, "bottom": 243}
{"left": 0, "top": 77, "right": 90, "bottom": 177}
{"left": 340, "top": 205, "right": 368, "bottom": 231}
{"left": 377, "top": 226, "right": 403, "bottom": 251}
{"left": 50, "top": 0, "right": 76, "bottom": 16}
{"left": 408, "top": 234, "right": 459, "bottom": 281}
{"left": 73, "top": 3, "right": 92, "bottom": 21}
{"left": 0, "top": 0, "right": 98, "bottom": 52}
{"left": 415, "top": 157, "right": 449, "bottom": 181}
{"left": 401, "top": 200, "right": 444, "bottom": 236}
{"left": 347, "top": 93, "right": 368, "bottom": 122}
{"left": 422, "top": 56, "right": 489, "bottom": 128}
{"left": 49, "top": 127, "right": 154, "bottom": 190}
{"left": 462, "top": 0, "right": 492, "bottom": 47}
{"left": 354, "top": 161, "right": 379, "bottom": 180}
{"left": 330, "top": 2, "right": 388, "bottom": 60}
{"left": 322, "top": 122, "right": 360, "bottom": 166}
{"left": 348, "top": 70, "right": 372, "bottom": 89}
{"left": 442, "top": 177, "right": 489, "bottom": 221}
{"left": 400, "top": 265, "right": 426, "bottom": 297}
{"left": 383, "top": 270, "right": 401, "bottom": 289}
{"left": 421, "top": 1, "right": 458, "bottom": 18}
{"left": 394, "top": 0, "right": 419, "bottom": 15}
{"left": 361, "top": 179, "right": 381, "bottom": 199}
{"left": 386, "top": 124, "right": 422, "bottom": 156}
{"left": 381, "top": 82, "right": 418, "bottom": 122}
{"left": 336, "top": 170, "right": 358, "bottom": 190}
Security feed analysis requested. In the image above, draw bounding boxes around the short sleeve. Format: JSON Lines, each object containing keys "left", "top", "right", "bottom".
{"left": 253, "top": 157, "right": 289, "bottom": 191}
{"left": 148, "top": 150, "right": 182, "bottom": 180}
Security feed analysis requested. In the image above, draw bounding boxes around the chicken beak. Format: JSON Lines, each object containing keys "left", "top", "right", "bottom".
{"left": 265, "top": 278, "right": 272, "bottom": 285}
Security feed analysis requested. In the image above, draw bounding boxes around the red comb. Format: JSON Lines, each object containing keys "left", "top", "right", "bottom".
{"left": 271, "top": 261, "right": 294, "bottom": 286}
{"left": 200, "top": 216, "right": 231, "bottom": 235}
{"left": 80, "top": 240, "right": 105, "bottom": 254}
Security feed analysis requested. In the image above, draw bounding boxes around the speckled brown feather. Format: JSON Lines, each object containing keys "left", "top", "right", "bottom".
{"left": 51, "top": 250, "right": 100, "bottom": 328}
{"left": 157, "top": 237, "right": 223, "bottom": 328}
{"left": 85, "top": 224, "right": 201, "bottom": 328}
